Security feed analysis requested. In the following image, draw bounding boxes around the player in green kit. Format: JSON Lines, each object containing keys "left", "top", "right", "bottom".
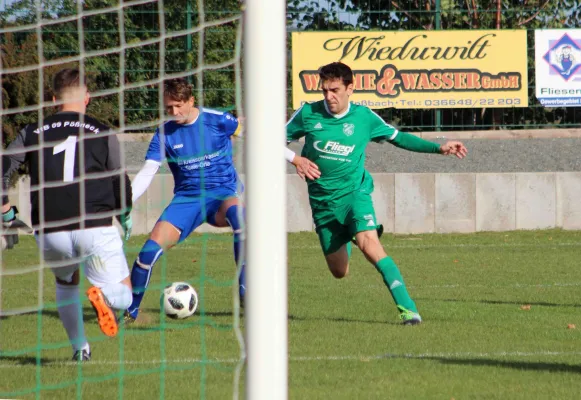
{"left": 285, "top": 62, "right": 467, "bottom": 325}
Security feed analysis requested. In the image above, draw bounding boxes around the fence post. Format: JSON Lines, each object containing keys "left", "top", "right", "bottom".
{"left": 435, "top": 0, "right": 442, "bottom": 132}
{"left": 186, "top": 0, "right": 193, "bottom": 82}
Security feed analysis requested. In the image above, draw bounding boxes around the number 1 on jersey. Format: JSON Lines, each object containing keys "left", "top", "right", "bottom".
{"left": 53, "top": 136, "right": 77, "bottom": 182}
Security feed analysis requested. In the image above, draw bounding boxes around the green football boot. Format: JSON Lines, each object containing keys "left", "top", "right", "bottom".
{"left": 397, "top": 305, "right": 422, "bottom": 325}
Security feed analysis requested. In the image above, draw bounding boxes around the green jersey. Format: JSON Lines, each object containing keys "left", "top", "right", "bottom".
{"left": 286, "top": 101, "right": 400, "bottom": 209}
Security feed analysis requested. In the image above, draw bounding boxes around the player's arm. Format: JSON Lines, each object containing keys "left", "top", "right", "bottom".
{"left": 131, "top": 130, "right": 163, "bottom": 202}
{"left": 132, "top": 160, "right": 160, "bottom": 201}
{"left": 2, "top": 128, "right": 31, "bottom": 248}
{"left": 392, "top": 133, "right": 467, "bottom": 158}
{"left": 2, "top": 128, "right": 27, "bottom": 197}
{"left": 222, "top": 112, "right": 243, "bottom": 138}
{"left": 368, "top": 109, "right": 467, "bottom": 158}
{"left": 286, "top": 106, "right": 320, "bottom": 180}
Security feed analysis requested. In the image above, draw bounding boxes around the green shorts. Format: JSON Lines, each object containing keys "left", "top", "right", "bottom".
{"left": 314, "top": 191, "right": 378, "bottom": 256}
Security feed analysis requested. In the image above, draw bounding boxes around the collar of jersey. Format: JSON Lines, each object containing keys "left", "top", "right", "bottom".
{"left": 180, "top": 108, "right": 200, "bottom": 126}
{"left": 323, "top": 101, "right": 350, "bottom": 119}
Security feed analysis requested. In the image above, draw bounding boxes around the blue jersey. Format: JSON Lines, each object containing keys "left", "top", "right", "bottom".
{"left": 145, "top": 107, "right": 242, "bottom": 196}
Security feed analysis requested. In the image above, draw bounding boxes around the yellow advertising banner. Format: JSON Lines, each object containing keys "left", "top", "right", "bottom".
{"left": 292, "top": 30, "right": 528, "bottom": 109}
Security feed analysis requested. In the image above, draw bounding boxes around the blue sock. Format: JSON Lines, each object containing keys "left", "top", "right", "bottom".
{"left": 127, "top": 239, "right": 163, "bottom": 318}
{"left": 225, "top": 205, "right": 246, "bottom": 298}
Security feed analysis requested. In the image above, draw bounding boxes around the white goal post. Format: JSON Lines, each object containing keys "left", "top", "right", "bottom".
{"left": 243, "top": 0, "right": 288, "bottom": 399}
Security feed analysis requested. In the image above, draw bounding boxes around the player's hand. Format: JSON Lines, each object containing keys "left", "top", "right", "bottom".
{"left": 292, "top": 155, "right": 320, "bottom": 181}
{"left": 2, "top": 206, "right": 16, "bottom": 227}
{"left": 440, "top": 141, "right": 468, "bottom": 159}
{"left": 2, "top": 206, "right": 23, "bottom": 250}
{"left": 121, "top": 215, "right": 132, "bottom": 241}
{"left": 117, "top": 210, "right": 132, "bottom": 241}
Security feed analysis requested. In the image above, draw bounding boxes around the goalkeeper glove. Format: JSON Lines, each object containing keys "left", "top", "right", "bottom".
{"left": 2, "top": 206, "right": 20, "bottom": 250}
{"left": 116, "top": 210, "right": 132, "bottom": 241}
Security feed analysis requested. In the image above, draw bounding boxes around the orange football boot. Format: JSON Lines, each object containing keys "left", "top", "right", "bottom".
{"left": 86, "top": 286, "right": 118, "bottom": 337}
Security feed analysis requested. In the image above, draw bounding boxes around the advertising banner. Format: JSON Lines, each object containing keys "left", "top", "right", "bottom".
{"left": 535, "top": 29, "right": 581, "bottom": 107}
{"left": 292, "top": 30, "right": 528, "bottom": 109}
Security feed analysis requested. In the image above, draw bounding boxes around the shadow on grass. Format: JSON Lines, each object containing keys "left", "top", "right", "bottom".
{"left": 28, "top": 308, "right": 403, "bottom": 328}
{"left": 416, "top": 298, "right": 581, "bottom": 308}
{"left": 123, "top": 310, "right": 403, "bottom": 330}
{"left": 421, "top": 356, "right": 581, "bottom": 374}
{"left": 0, "top": 309, "right": 97, "bottom": 322}
{"left": 288, "top": 314, "right": 402, "bottom": 326}
{"left": 126, "top": 309, "right": 238, "bottom": 332}
{"left": 480, "top": 299, "right": 581, "bottom": 308}
{"left": 41, "top": 309, "right": 98, "bottom": 322}
{"left": 0, "top": 354, "right": 53, "bottom": 366}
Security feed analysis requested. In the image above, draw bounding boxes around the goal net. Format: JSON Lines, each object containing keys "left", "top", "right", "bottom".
{"left": 0, "top": 0, "right": 277, "bottom": 398}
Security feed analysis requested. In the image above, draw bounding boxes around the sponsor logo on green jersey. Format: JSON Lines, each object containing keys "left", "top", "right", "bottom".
{"left": 313, "top": 140, "right": 356, "bottom": 156}
{"left": 343, "top": 123, "right": 355, "bottom": 136}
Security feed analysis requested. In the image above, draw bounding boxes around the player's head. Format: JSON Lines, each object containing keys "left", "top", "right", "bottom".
{"left": 52, "top": 68, "right": 90, "bottom": 111}
{"left": 562, "top": 45, "right": 572, "bottom": 54}
{"left": 318, "top": 62, "right": 354, "bottom": 115}
{"left": 163, "top": 78, "right": 196, "bottom": 124}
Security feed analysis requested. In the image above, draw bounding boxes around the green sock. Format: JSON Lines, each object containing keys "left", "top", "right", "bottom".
{"left": 374, "top": 256, "right": 417, "bottom": 313}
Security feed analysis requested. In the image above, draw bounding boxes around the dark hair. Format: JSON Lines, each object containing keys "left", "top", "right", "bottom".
{"left": 318, "top": 62, "right": 354, "bottom": 87}
{"left": 52, "top": 68, "right": 86, "bottom": 99}
{"left": 164, "top": 78, "right": 193, "bottom": 102}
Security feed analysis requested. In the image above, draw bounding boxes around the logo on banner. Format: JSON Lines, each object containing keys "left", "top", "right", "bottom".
{"left": 543, "top": 33, "right": 581, "bottom": 81}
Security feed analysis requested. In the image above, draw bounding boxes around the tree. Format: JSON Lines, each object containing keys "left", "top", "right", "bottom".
{"left": 1, "top": 0, "right": 243, "bottom": 145}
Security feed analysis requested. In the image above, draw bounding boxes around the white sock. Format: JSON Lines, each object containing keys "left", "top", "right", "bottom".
{"left": 100, "top": 282, "right": 132, "bottom": 311}
{"left": 55, "top": 283, "right": 88, "bottom": 352}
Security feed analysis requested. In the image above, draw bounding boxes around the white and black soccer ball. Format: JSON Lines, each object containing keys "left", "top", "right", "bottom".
{"left": 161, "top": 282, "right": 198, "bottom": 319}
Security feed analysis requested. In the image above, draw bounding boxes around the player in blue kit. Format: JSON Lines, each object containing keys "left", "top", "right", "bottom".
{"left": 124, "top": 78, "right": 245, "bottom": 322}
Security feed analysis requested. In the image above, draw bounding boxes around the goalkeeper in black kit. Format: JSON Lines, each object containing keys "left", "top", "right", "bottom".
{"left": 1, "top": 68, "right": 133, "bottom": 362}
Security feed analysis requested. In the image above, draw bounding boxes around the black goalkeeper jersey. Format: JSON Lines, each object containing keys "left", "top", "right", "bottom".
{"left": 2, "top": 112, "right": 132, "bottom": 233}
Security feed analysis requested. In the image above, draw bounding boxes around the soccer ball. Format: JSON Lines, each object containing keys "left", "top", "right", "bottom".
{"left": 161, "top": 282, "right": 198, "bottom": 319}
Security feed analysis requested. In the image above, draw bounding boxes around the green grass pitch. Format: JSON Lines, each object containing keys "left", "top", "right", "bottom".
{"left": 1, "top": 230, "right": 581, "bottom": 399}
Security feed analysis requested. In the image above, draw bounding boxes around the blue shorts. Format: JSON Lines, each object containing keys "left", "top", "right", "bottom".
{"left": 158, "top": 188, "right": 238, "bottom": 242}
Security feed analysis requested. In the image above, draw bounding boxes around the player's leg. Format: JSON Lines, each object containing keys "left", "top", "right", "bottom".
{"left": 316, "top": 221, "right": 353, "bottom": 278}
{"left": 351, "top": 223, "right": 384, "bottom": 245}
{"left": 125, "top": 221, "right": 178, "bottom": 320}
{"left": 56, "top": 270, "right": 92, "bottom": 361}
{"left": 211, "top": 195, "right": 246, "bottom": 302}
{"left": 350, "top": 196, "right": 421, "bottom": 325}
{"left": 77, "top": 226, "right": 133, "bottom": 337}
{"left": 35, "top": 231, "right": 91, "bottom": 361}
{"left": 324, "top": 244, "right": 351, "bottom": 278}
{"left": 126, "top": 196, "right": 203, "bottom": 321}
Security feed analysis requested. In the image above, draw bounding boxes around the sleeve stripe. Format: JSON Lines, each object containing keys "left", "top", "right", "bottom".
{"left": 201, "top": 107, "right": 224, "bottom": 115}
{"left": 369, "top": 109, "right": 399, "bottom": 141}
{"left": 144, "top": 159, "right": 162, "bottom": 166}
{"left": 286, "top": 105, "right": 304, "bottom": 127}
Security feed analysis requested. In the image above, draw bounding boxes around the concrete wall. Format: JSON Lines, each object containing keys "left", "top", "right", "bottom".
{"left": 8, "top": 172, "right": 581, "bottom": 234}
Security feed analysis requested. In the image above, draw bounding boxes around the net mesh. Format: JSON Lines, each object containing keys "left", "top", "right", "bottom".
{"left": 0, "top": 1, "right": 245, "bottom": 398}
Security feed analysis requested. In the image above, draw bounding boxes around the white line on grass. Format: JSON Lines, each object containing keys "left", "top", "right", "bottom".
{"left": 408, "top": 282, "right": 581, "bottom": 289}
{"left": 2, "top": 350, "right": 581, "bottom": 368}
{"left": 173, "top": 242, "right": 581, "bottom": 251}
{"left": 2, "top": 281, "right": 581, "bottom": 297}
